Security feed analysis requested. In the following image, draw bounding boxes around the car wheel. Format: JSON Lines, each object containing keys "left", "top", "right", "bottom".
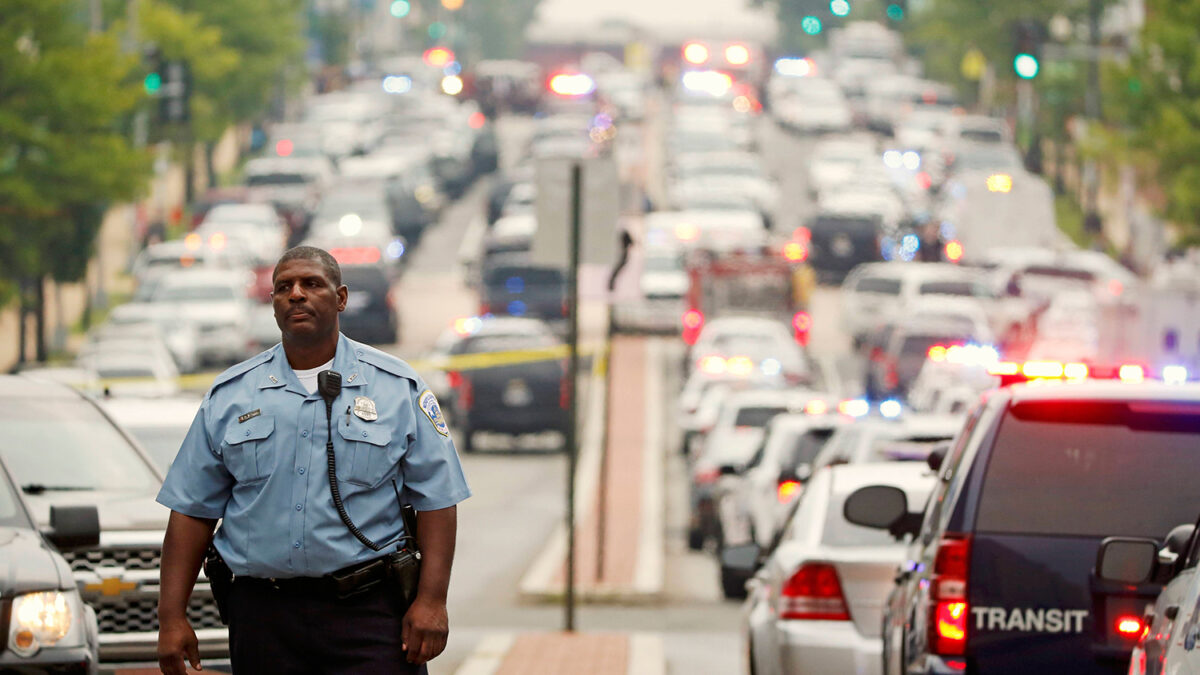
{"left": 720, "top": 562, "right": 748, "bottom": 600}
{"left": 687, "top": 527, "right": 705, "bottom": 551}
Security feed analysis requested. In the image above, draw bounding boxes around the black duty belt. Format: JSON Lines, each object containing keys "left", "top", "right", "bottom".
{"left": 238, "top": 554, "right": 392, "bottom": 599}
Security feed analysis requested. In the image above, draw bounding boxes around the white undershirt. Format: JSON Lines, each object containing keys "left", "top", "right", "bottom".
{"left": 292, "top": 358, "right": 335, "bottom": 395}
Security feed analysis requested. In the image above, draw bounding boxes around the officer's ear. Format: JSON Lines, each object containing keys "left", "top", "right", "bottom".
{"left": 336, "top": 284, "right": 348, "bottom": 312}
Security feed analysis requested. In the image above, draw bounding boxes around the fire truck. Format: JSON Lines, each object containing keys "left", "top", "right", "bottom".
{"left": 680, "top": 244, "right": 815, "bottom": 346}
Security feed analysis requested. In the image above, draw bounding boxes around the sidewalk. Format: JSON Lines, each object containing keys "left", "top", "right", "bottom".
{"left": 454, "top": 632, "right": 664, "bottom": 675}
{"left": 519, "top": 336, "right": 665, "bottom": 603}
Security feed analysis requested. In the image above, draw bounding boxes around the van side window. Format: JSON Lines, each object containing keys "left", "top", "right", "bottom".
{"left": 920, "top": 405, "right": 984, "bottom": 545}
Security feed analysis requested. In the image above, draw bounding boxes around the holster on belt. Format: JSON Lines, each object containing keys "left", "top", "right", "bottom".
{"left": 203, "top": 545, "right": 233, "bottom": 625}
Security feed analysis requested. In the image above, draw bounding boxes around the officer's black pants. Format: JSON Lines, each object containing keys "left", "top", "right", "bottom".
{"left": 227, "top": 579, "right": 429, "bottom": 674}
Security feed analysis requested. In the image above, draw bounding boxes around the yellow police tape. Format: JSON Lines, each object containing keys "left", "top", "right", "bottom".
{"left": 87, "top": 343, "right": 607, "bottom": 393}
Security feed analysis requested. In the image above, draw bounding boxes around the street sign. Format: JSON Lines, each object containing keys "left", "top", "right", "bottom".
{"left": 533, "top": 157, "right": 619, "bottom": 270}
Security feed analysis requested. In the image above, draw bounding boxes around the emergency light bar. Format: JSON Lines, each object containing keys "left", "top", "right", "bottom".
{"left": 984, "top": 360, "right": 1183, "bottom": 387}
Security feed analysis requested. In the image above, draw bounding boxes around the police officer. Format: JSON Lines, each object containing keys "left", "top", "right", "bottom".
{"left": 156, "top": 246, "right": 470, "bottom": 674}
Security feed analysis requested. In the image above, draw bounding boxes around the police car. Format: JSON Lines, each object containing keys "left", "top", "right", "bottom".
{"left": 848, "top": 366, "right": 1200, "bottom": 674}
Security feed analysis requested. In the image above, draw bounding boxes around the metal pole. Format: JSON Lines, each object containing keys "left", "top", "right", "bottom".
{"left": 595, "top": 315, "right": 610, "bottom": 582}
{"left": 564, "top": 162, "right": 582, "bottom": 632}
{"left": 1084, "top": 0, "right": 1103, "bottom": 235}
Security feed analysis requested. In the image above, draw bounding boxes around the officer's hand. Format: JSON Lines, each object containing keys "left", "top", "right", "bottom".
{"left": 158, "top": 616, "right": 202, "bottom": 674}
{"left": 401, "top": 596, "right": 449, "bottom": 665}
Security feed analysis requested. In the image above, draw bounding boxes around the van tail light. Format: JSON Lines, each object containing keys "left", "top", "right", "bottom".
{"left": 777, "top": 480, "right": 802, "bottom": 504}
{"left": 446, "top": 371, "right": 463, "bottom": 389}
{"left": 778, "top": 562, "right": 850, "bottom": 620}
{"left": 1115, "top": 615, "right": 1146, "bottom": 639}
{"left": 559, "top": 371, "right": 570, "bottom": 409}
{"left": 459, "top": 376, "right": 474, "bottom": 411}
{"left": 929, "top": 534, "right": 970, "bottom": 656}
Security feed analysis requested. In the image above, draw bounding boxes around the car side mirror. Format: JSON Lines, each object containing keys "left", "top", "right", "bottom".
{"left": 844, "top": 485, "right": 909, "bottom": 532}
{"left": 927, "top": 442, "right": 950, "bottom": 473}
{"left": 718, "top": 464, "right": 740, "bottom": 477}
{"left": 44, "top": 505, "right": 100, "bottom": 550}
{"left": 1095, "top": 537, "right": 1159, "bottom": 584}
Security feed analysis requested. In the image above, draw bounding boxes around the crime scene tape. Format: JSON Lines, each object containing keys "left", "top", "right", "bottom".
{"left": 71, "top": 342, "right": 607, "bottom": 394}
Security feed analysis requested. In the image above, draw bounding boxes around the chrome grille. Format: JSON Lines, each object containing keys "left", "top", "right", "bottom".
{"left": 61, "top": 546, "right": 162, "bottom": 573}
{"left": 95, "top": 597, "right": 223, "bottom": 634}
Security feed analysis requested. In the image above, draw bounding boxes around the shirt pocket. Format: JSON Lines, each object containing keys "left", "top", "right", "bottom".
{"left": 221, "top": 415, "right": 275, "bottom": 483}
{"left": 337, "top": 422, "right": 396, "bottom": 488}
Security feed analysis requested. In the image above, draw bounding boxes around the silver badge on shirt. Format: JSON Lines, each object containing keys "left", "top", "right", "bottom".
{"left": 352, "top": 396, "right": 378, "bottom": 421}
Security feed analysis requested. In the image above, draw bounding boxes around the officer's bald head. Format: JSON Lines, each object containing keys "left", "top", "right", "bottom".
{"left": 275, "top": 246, "right": 342, "bottom": 287}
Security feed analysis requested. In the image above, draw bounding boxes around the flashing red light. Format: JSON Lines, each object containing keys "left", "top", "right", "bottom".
{"left": 916, "top": 171, "right": 933, "bottom": 190}
{"left": 793, "top": 311, "right": 812, "bottom": 346}
{"left": 777, "top": 480, "right": 802, "bottom": 504}
{"left": 446, "top": 371, "right": 463, "bottom": 389}
{"left": 683, "top": 309, "right": 704, "bottom": 330}
{"left": 724, "top": 44, "right": 751, "bottom": 66}
{"left": 783, "top": 241, "right": 808, "bottom": 262}
{"left": 945, "top": 240, "right": 964, "bottom": 262}
{"left": 1116, "top": 616, "right": 1144, "bottom": 638}
{"left": 468, "top": 111, "right": 486, "bottom": 129}
{"left": 1022, "top": 360, "right": 1064, "bottom": 379}
{"left": 423, "top": 47, "right": 455, "bottom": 68}
{"left": 328, "top": 246, "right": 382, "bottom": 265}
{"left": 929, "top": 345, "right": 948, "bottom": 362}
{"left": 683, "top": 42, "right": 709, "bottom": 65}
{"left": 275, "top": 139, "right": 294, "bottom": 157}
{"left": 548, "top": 72, "right": 596, "bottom": 97}
{"left": 793, "top": 226, "right": 812, "bottom": 242}
{"left": 779, "top": 562, "right": 850, "bottom": 620}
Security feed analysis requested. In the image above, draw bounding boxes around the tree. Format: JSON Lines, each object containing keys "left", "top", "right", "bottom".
{"left": 0, "top": 0, "right": 151, "bottom": 362}
{"left": 1105, "top": 0, "right": 1200, "bottom": 242}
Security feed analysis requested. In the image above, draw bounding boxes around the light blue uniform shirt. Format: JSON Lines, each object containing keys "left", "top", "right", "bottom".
{"left": 157, "top": 334, "right": 471, "bottom": 578}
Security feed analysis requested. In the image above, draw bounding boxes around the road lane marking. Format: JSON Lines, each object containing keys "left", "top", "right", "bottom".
{"left": 634, "top": 337, "right": 664, "bottom": 596}
{"left": 454, "top": 632, "right": 516, "bottom": 675}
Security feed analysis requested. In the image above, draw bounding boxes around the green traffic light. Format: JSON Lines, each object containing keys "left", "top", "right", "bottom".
{"left": 143, "top": 72, "right": 162, "bottom": 94}
{"left": 830, "top": 0, "right": 850, "bottom": 17}
{"left": 801, "top": 16, "right": 823, "bottom": 35}
{"left": 886, "top": 3, "right": 904, "bottom": 20}
{"left": 428, "top": 21, "right": 447, "bottom": 39}
{"left": 1014, "top": 53, "right": 1040, "bottom": 79}
{"left": 389, "top": 0, "right": 410, "bottom": 18}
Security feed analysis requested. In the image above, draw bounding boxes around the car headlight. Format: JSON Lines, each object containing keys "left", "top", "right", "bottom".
{"left": 8, "top": 591, "right": 86, "bottom": 657}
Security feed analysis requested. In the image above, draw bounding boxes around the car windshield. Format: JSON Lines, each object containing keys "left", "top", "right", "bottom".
{"left": 123, "top": 424, "right": 190, "bottom": 472}
{"left": 976, "top": 401, "right": 1200, "bottom": 538}
{"left": 734, "top": 405, "right": 789, "bottom": 428}
{"left": 154, "top": 284, "right": 238, "bottom": 302}
{"left": 0, "top": 398, "right": 161, "bottom": 491}
{"left": 246, "top": 173, "right": 310, "bottom": 186}
{"left": 463, "top": 334, "right": 558, "bottom": 353}
{"left": 855, "top": 277, "right": 901, "bottom": 294}
{"left": 783, "top": 428, "right": 837, "bottom": 470}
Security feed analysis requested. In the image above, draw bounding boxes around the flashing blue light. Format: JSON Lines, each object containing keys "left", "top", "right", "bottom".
{"left": 880, "top": 399, "right": 903, "bottom": 418}
{"left": 774, "top": 57, "right": 813, "bottom": 77}
{"left": 939, "top": 221, "right": 957, "bottom": 241}
{"left": 761, "top": 358, "right": 782, "bottom": 376}
{"left": 386, "top": 239, "right": 406, "bottom": 259}
{"left": 443, "top": 61, "right": 462, "bottom": 76}
{"left": 507, "top": 300, "right": 527, "bottom": 316}
{"left": 505, "top": 276, "right": 525, "bottom": 294}
{"left": 383, "top": 75, "right": 413, "bottom": 94}
{"left": 1164, "top": 365, "right": 1189, "bottom": 384}
{"left": 901, "top": 233, "right": 920, "bottom": 253}
{"left": 592, "top": 113, "right": 613, "bottom": 130}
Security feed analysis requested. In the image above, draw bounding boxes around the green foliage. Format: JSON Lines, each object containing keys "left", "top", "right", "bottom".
{"left": 1104, "top": 0, "right": 1200, "bottom": 235}
{"left": 0, "top": 0, "right": 150, "bottom": 288}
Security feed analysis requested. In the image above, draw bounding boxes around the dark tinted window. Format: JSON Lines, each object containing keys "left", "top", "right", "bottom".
{"left": 484, "top": 267, "right": 564, "bottom": 288}
{"left": 735, "top": 406, "right": 789, "bottom": 428}
{"left": 918, "top": 281, "right": 986, "bottom": 297}
{"left": 463, "top": 334, "right": 558, "bottom": 353}
{"left": 975, "top": 401, "right": 1200, "bottom": 537}
{"left": 900, "top": 333, "right": 967, "bottom": 356}
{"left": 785, "top": 428, "right": 836, "bottom": 469}
{"left": 961, "top": 129, "right": 1004, "bottom": 143}
{"left": 1021, "top": 266, "right": 1095, "bottom": 282}
{"left": 856, "top": 277, "right": 901, "bottom": 295}
{"left": 246, "top": 173, "right": 309, "bottom": 186}
{"left": 342, "top": 267, "right": 390, "bottom": 293}
{"left": 812, "top": 217, "right": 878, "bottom": 236}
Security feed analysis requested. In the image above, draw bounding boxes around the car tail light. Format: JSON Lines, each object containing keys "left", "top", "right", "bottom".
{"left": 446, "top": 371, "right": 463, "bottom": 389}
{"left": 778, "top": 562, "right": 850, "bottom": 621}
{"left": 559, "top": 372, "right": 570, "bottom": 409}
{"left": 777, "top": 480, "right": 802, "bottom": 504}
{"left": 698, "top": 355, "right": 726, "bottom": 374}
{"left": 562, "top": 299, "right": 569, "bottom": 317}
{"left": 1115, "top": 615, "right": 1145, "bottom": 639}
{"left": 929, "top": 535, "right": 970, "bottom": 656}
{"left": 682, "top": 309, "right": 704, "bottom": 345}
{"left": 792, "top": 311, "right": 811, "bottom": 345}
{"left": 479, "top": 302, "right": 492, "bottom": 316}
{"left": 459, "top": 376, "right": 474, "bottom": 411}
{"left": 945, "top": 240, "right": 964, "bottom": 263}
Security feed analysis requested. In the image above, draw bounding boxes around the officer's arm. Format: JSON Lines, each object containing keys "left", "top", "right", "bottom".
{"left": 158, "top": 512, "right": 217, "bottom": 673}
{"left": 415, "top": 505, "right": 457, "bottom": 602}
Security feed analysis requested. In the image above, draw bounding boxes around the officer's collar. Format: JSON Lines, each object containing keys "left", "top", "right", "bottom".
{"left": 258, "top": 334, "right": 369, "bottom": 393}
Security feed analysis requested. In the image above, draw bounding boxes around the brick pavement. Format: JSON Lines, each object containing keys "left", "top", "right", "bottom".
{"left": 455, "top": 631, "right": 664, "bottom": 675}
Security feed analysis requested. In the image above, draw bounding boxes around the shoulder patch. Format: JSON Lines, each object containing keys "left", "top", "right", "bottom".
{"left": 354, "top": 342, "right": 420, "bottom": 381}
{"left": 417, "top": 390, "right": 450, "bottom": 437}
{"left": 209, "top": 349, "right": 274, "bottom": 391}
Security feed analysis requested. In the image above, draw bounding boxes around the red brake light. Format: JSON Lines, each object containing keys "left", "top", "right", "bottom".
{"left": 1116, "top": 615, "right": 1144, "bottom": 638}
{"left": 458, "top": 376, "right": 474, "bottom": 410}
{"left": 329, "top": 247, "right": 381, "bottom": 265}
{"left": 446, "top": 371, "right": 462, "bottom": 389}
{"left": 928, "top": 345, "right": 948, "bottom": 362}
{"left": 777, "top": 480, "right": 802, "bottom": 504}
{"left": 682, "top": 309, "right": 705, "bottom": 345}
{"left": 930, "top": 535, "right": 970, "bottom": 656}
{"left": 778, "top": 562, "right": 850, "bottom": 621}
{"left": 559, "top": 372, "right": 570, "bottom": 409}
{"left": 783, "top": 241, "right": 808, "bottom": 262}
{"left": 792, "top": 311, "right": 812, "bottom": 345}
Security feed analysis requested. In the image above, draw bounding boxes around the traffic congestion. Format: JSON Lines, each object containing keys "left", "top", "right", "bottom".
{"left": 4, "top": 0, "right": 1200, "bottom": 673}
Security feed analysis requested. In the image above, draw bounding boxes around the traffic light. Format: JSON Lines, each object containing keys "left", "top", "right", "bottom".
{"left": 830, "top": 0, "right": 850, "bottom": 17}
{"left": 886, "top": 0, "right": 906, "bottom": 21}
{"left": 389, "top": 0, "right": 410, "bottom": 17}
{"left": 1011, "top": 20, "right": 1046, "bottom": 79}
{"left": 143, "top": 46, "right": 164, "bottom": 95}
{"left": 159, "top": 60, "right": 191, "bottom": 123}
{"left": 801, "top": 15, "right": 822, "bottom": 35}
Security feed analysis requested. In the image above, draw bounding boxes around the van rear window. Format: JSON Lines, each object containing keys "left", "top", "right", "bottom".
{"left": 975, "top": 401, "right": 1200, "bottom": 538}
{"left": 856, "top": 277, "right": 901, "bottom": 295}
{"left": 735, "top": 406, "right": 789, "bottom": 428}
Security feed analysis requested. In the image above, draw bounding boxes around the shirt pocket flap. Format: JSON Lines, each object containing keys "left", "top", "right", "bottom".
{"left": 339, "top": 423, "right": 392, "bottom": 447}
{"left": 225, "top": 416, "right": 275, "bottom": 445}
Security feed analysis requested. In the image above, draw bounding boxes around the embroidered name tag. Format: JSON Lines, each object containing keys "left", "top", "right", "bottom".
{"left": 238, "top": 409, "right": 261, "bottom": 424}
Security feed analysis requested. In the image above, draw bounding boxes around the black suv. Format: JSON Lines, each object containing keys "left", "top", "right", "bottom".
{"left": 0, "top": 454, "right": 101, "bottom": 673}
{"left": 845, "top": 381, "right": 1200, "bottom": 674}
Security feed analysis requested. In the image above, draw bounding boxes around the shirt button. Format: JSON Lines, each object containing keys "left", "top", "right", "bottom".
{"left": 362, "top": 431, "right": 368, "bottom": 438}
{"left": 293, "top": 541, "right": 301, "bottom": 549}
{"left": 301, "top": 430, "right": 308, "bottom": 438}
{"left": 295, "top": 504, "right": 303, "bottom": 511}
{"left": 244, "top": 430, "right": 251, "bottom": 437}
{"left": 298, "top": 467, "right": 305, "bottom": 475}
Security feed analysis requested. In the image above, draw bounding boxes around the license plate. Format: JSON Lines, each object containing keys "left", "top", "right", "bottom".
{"left": 502, "top": 379, "right": 533, "bottom": 407}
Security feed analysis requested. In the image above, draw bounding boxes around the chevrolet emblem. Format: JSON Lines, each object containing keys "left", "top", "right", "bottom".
{"left": 86, "top": 577, "right": 138, "bottom": 597}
